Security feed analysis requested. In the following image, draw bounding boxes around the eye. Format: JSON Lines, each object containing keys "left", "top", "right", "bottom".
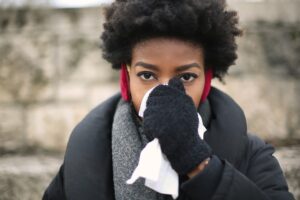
{"left": 137, "top": 71, "right": 156, "bottom": 81}
{"left": 179, "top": 73, "right": 198, "bottom": 83}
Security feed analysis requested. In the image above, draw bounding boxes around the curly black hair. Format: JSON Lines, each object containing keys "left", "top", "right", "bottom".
{"left": 100, "top": 0, "right": 242, "bottom": 79}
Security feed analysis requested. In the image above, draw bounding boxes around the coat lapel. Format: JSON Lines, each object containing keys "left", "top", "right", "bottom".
{"left": 205, "top": 87, "right": 249, "bottom": 168}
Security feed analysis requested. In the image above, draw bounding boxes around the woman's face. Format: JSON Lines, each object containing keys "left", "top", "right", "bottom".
{"left": 129, "top": 37, "right": 205, "bottom": 113}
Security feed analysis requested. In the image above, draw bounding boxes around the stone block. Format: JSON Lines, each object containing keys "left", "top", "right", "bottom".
{"left": 27, "top": 103, "right": 88, "bottom": 151}
{"left": 213, "top": 76, "right": 299, "bottom": 140}
{"left": 67, "top": 52, "right": 115, "bottom": 83}
{"left": 0, "top": 105, "right": 24, "bottom": 152}
{"left": 0, "top": 155, "right": 62, "bottom": 200}
{"left": 0, "top": 90, "right": 14, "bottom": 103}
{"left": 87, "top": 83, "right": 119, "bottom": 109}
{"left": 228, "top": 0, "right": 300, "bottom": 23}
{"left": 57, "top": 82, "right": 87, "bottom": 102}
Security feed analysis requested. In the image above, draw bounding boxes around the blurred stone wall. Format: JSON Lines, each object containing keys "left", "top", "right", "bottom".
{"left": 0, "top": 0, "right": 299, "bottom": 199}
{"left": 214, "top": 21, "right": 300, "bottom": 142}
{"left": 0, "top": 1, "right": 299, "bottom": 153}
{"left": 0, "top": 6, "right": 119, "bottom": 153}
{"left": 222, "top": 0, "right": 300, "bottom": 143}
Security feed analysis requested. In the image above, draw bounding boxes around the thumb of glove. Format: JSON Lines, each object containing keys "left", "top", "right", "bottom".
{"left": 168, "top": 77, "right": 186, "bottom": 93}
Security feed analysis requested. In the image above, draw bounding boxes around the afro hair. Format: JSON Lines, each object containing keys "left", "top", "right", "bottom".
{"left": 100, "top": 0, "right": 242, "bottom": 79}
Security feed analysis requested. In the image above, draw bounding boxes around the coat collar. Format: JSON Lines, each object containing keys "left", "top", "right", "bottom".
{"left": 64, "top": 88, "right": 248, "bottom": 199}
{"left": 205, "top": 87, "right": 248, "bottom": 167}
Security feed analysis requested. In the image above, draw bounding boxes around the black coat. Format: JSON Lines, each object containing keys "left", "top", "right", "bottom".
{"left": 43, "top": 88, "right": 295, "bottom": 200}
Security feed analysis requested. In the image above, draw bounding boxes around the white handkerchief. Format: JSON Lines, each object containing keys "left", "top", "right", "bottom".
{"left": 127, "top": 86, "right": 206, "bottom": 199}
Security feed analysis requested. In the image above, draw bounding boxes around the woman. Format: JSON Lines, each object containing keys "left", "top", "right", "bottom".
{"left": 43, "top": 0, "right": 295, "bottom": 199}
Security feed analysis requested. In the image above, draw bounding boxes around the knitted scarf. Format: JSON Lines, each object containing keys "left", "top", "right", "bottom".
{"left": 111, "top": 99, "right": 211, "bottom": 200}
{"left": 112, "top": 99, "right": 170, "bottom": 200}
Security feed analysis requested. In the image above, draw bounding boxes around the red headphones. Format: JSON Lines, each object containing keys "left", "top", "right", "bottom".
{"left": 120, "top": 63, "right": 212, "bottom": 102}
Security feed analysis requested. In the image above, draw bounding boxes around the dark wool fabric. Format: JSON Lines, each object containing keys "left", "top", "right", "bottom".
{"left": 144, "top": 78, "right": 212, "bottom": 175}
{"left": 42, "top": 89, "right": 295, "bottom": 200}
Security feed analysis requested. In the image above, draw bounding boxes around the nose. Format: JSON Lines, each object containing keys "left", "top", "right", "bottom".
{"left": 158, "top": 77, "right": 172, "bottom": 85}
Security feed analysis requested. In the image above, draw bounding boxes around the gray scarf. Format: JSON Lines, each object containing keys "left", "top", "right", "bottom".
{"left": 112, "top": 100, "right": 170, "bottom": 200}
{"left": 111, "top": 99, "right": 211, "bottom": 200}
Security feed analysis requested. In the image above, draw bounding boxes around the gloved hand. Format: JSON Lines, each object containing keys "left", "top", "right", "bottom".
{"left": 143, "top": 77, "right": 212, "bottom": 175}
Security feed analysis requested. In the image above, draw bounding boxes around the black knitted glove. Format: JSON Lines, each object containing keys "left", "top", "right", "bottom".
{"left": 143, "top": 77, "right": 212, "bottom": 175}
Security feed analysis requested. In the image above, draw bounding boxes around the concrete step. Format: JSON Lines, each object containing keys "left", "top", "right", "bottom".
{"left": 0, "top": 146, "right": 299, "bottom": 200}
{"left": 274, "top": 146, "right": 300, "bottom": 200}
{"left": 0, "top": 154, "right": 62, "bottom": 200}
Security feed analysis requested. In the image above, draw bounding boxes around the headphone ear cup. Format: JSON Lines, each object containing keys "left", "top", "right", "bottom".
{"left": 120, "top": 64, "right": 130, "bottom": 101}
{"left": 201, "top": 69, "right": 213, "bottom": 103}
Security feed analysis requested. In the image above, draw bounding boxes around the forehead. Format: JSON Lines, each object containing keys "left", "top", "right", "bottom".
{"left": 131, "top": 37, "right": 204, "bottom": 65}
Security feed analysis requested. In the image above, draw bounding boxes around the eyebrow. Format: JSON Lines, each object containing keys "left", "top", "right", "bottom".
{"left": 175, "top": 63, "right": 202, "bottom": 72}
{"left": 134, "top": 62, "right": 159, "bottom": 71}
{"left": 134, "top": 62, "right": 202, "bottom": 72}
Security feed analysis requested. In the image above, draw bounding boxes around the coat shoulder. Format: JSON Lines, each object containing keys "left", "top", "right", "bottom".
{"left": 64, "top": 93, "right": 121, "bottom": 200}
{"left": 237, "top": 133, "right": 275, "bottom": 174}
{"left": 247, "top": 134, "right": 274, "bottom": 155}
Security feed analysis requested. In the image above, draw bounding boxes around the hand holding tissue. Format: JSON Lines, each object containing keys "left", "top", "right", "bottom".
{"left": 127, "top": 78, "right": 212, "bottom": 199}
